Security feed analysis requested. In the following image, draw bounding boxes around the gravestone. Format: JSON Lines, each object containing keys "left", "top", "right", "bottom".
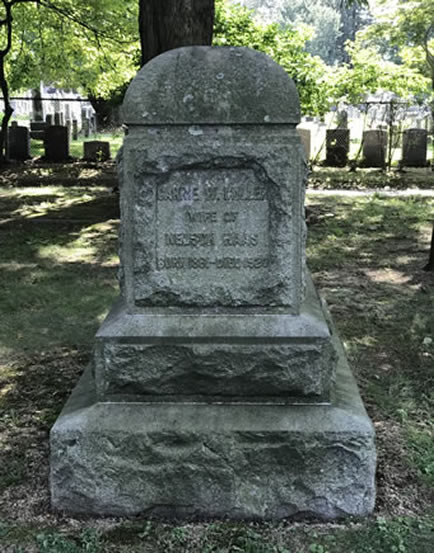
{"left": 54, "top": 112, "right": 61, "bottom": 126}
{"left": 29, "top": 120, "right": 47, "bottom": 140}
{"left": 44, "top": 125, "right": 69, "bottom": 161}
{"left": 32, "top": 88, "right": 43, "bottom": 121}
{"left": 297, "top": 127, "right": 311, "bottom": 161}
{"left": 325, "top": 129, "right": 350, "bottom": 167}
{"left": 363, "top": 130, "right": 387, "bottom": 167}
{"left": 72, "top": 119, "right": 78, "bottom": 141}
{"left": 83, "top": 118, "right": 90, "bottom": 137}
{"left": 402, "top": 129, "right": 428, "bottom": 167}
{"left": 83, "top": 140, "right": 110, "bottom": 161}
{"left": 45, "top": 114, "right": 53, "bottom": 126}
{"left": 8, "top": 125, "right": 31, "bottom": 160}
{"left": 50, "top": 46, "right": 375, "bottom": 519}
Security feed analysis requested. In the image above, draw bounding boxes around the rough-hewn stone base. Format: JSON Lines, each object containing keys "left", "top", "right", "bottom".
{"left": 50, "top": 327, "right": 376, "bottom": 519}
{"left": 93, "top": 276, "right": 336, "bottom": 402}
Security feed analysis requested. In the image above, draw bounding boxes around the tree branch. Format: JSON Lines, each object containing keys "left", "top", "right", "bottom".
{"left": 39, "top": 0, "right": 136, "bottom": 46}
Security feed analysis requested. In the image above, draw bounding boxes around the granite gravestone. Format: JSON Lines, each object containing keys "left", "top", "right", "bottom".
{"left": 8, "top": 125, "right": 30, "bottom": 160}
{"left": 50, "top": 46, "right": 376, "bottom": 519}
{"left": 83, "top": 140, "right": 111, "bottom": 161}
{"left": 326, "top": 129, "right": 350, "bottom": 167}
{"left": 72, "top": 119, "right": 78, "bottom": 141}
{"left": 44, "top": 125, "right": 69, "bottom": 161}
{"left": 402, "top": 129, "right": 428, "bottom": 167}
{"left": 363, "top": 130, "right": 387, "bottom": 167}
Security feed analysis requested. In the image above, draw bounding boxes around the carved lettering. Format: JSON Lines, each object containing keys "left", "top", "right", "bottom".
{"left": 186, "top": 211, "right": 218, "bottom": 223}
{"left": 156, "top": 169, "right": 270, "bottom": 273}
{"left": 165, "top": 233, "right": 215, "bottom": 247}
{"left": 157, "top": 256, "right": 271, "bottom": 270}
{"left": 222, "top": 233, "right": 258, "bottom": 247}
{"left": 158, "top": 185, "right": 200, "bottom": 202}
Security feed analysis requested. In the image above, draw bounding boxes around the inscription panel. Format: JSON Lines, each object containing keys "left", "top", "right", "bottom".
{"left": 155, "top": 168, "right": 271, "bottom": 299}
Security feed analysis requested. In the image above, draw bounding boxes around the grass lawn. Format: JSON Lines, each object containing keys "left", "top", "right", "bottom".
{"left": 0, "top": 165, "right": 433, "bottom": 552}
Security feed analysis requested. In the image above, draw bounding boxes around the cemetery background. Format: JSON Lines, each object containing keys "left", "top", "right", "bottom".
{"left": 0, "top": 0, "right": 433, "bottom": 552}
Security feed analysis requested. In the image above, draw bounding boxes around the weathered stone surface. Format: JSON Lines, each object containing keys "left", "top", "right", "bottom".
{"left": 95, "top": 341, "right": 335, "bottom": 400}
{"left": 51, "top": 321, "right": 376, "bottom": 519}
{"left": 94, "top": 275, "right": 336, "bottom": 401}
{"left": 50, "top": 46, "right": 375, "bottom": 520}
{"left": 118, "top": 46, "right": 305, "bottom": 311}
{"left": 123, "top": 46, "right": 300, "bottom": 125}
{"left": 120, "top": 125, "right": 305, "bottom": 311}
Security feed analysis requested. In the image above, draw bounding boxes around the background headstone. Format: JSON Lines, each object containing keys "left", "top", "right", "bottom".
{"left": 83, "top": 118, "right": 90, "bottom": 137}
{"left": 72, "top": 119, "right": 78, "bottom": 141}
{"left": 45, "top": 114, "right": 53, "bottom": 126}
{"left": 83, "top": 140, "right": 110, "bottom": 161}
{"left": 326, "top": 129, "right": 350, "bottom": 167}
{"left": 54, "top": 112, "right": 61, "bottom": 126}
{"left": 297, "top": 127, "right": 311, "bottom": 160}
{"left": 29, "top": 120, "right": 47, "bottom": 141}
{"left": 32, "top": 88, "right": 43, "bottom": 121}
{"left": 8, "top": 125, "right": 31, "bottom": 160}
{"left": 44, "top": 125, "right": 69, "bottom": 161}
{"left": 363, "top": 130, "right": 387, "bottom": 167}
{"left": 402, "top": 128, "right": 428, "bottom": 167}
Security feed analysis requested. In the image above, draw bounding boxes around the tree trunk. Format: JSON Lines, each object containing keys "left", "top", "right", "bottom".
{"left": 0, "top": 57, "right": 13, "bottom": 164}
{"left": 138, "top": 0, "right": 215, "bottom": 67}
{"left": 423, "top": 223, "right": 434, "bottom": 271}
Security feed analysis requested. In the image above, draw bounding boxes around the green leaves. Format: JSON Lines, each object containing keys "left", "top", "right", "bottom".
{"left": 7, "top": 0, "right": 139, "bottom": 99}
{"left": 213, "top": 0, "right": 332, "bottom": 115}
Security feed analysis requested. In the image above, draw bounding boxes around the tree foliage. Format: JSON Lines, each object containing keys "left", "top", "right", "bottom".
{"left": 214, "top": 0, "right": 331, "bottom": 115}
{"left": 8, "top": 0, "right": 139, "bottom": 99}
{"left": 330, "top": 33, "right": 431, "bottom": 105}
{"left": 234, "top": 0, "right": 368, "bottom": 65}
{"left": 367, "top": 0, "right": 434, "bottom": 92}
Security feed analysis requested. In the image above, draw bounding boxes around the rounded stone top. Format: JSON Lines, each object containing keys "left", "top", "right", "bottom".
{"left": 122, "top": 46, "right": 300, "bottom": 125}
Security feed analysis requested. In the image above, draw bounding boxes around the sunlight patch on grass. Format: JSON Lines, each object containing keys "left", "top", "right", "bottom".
{"left": 12, "top": 193, "right": 101, "bottom": 219}
{"left": 364, "top": 268, "right": 411, "bottom": 284}
{"left": 35, "top": 221, "right": 118, "bottom": 264}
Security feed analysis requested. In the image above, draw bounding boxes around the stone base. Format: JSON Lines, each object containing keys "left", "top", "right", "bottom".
{"left": 93, "top": 275, "right": 336, "bottom": 402}
{"left": 50, "top": 323, "right": 376, "bottom": 519}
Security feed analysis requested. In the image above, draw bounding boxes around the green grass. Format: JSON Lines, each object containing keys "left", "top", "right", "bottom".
{"left": 1, "top": 517, "right": 433, "bottom": 553}
{"left": 0, "top": 171, "right": 433, "bottom": 552}
{"left": 0, "top": 185, "right": 119, "bottom": 355}
{"left": 309, "top": 166, "right": 434, "bottom": 190}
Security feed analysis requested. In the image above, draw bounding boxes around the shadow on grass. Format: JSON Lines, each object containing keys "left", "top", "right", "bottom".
{"left": 0, "top": 185, "right": 120, "bottom": 356}
{"left": 307, "top": 195, "right": 434, "bottom": 515}
{"left": 307, "top": 195, "right": 433, "bottom": 414}
{"left": 0, "top": 185, "right": 122, "bottom": 519}
{"left": 0, "top": 188, "right": 433, "bottom": 526}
